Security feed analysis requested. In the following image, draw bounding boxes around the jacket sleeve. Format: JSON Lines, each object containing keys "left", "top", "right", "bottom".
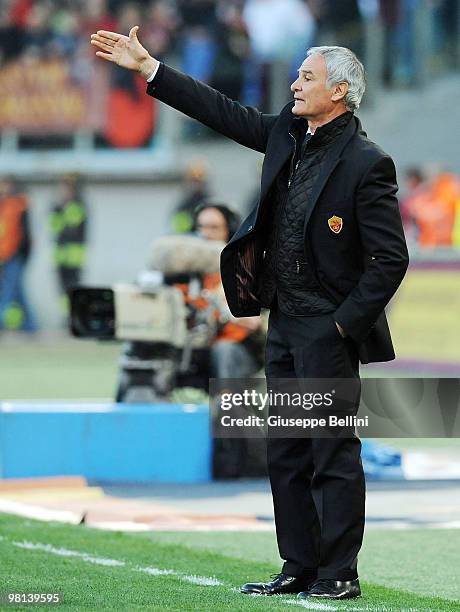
{"left": 146, "top": 63, "right": 278, "bottom": 154}
{"left": 333, "top": 155, "right": 409, "bottom": 344}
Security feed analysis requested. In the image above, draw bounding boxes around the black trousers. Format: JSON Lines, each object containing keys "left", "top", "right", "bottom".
{"left": 265, "top": 300, "right": 365, "bottom": 581}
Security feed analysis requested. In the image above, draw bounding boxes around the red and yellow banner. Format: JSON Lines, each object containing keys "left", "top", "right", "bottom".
{"left": 0, "top": 59, "right": 96, "bottom": 132}
{"left": 0, "top": 58, "right": 156, "bottom": 147}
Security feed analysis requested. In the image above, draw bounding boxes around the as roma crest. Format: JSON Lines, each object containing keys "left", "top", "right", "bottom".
{"left": 328, "top": 215, "right": 343, "bottom": 234}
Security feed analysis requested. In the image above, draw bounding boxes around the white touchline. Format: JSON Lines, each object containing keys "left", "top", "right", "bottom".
{"left": 136, "top": 567, "right": 177, "bottom": 576}
{"left": 181, "top": 575, "right": 223, "bottom": 586}
{"left": 285, "top": 600, "right": 337, "bottom": 611}
{"left": 286, "top": 603, "right": 427, "bottom": 612}
{"left": 136, "top": 566, "right": 223, "bottom": 585}
{"left": 14, "top": 541, "right": 125, "bottom": 566}
{"left": 8, "top": 539, "right": 223, "bottom": 587}
{"left": 284, "top": 599, "right": 378, "bottom": 611}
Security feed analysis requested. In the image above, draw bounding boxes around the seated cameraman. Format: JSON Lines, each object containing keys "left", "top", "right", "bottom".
{"left": 193, "top": 202, "right": 265, "bottom": 379}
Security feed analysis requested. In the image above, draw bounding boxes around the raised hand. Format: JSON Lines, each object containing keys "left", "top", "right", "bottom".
{"left": 90, "top": 26, "right": 158, "bottom": 79}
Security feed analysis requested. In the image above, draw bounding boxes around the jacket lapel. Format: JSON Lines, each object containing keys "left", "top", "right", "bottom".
{"left": 259, "top": 106, "right": 297, "bottom": 203}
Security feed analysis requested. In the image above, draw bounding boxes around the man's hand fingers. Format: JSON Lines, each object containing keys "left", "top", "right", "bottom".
{"left": 129, "top": 25, "right": 139, "bottom": 40}
{"left": 91, "top": 34, "right": 115, "bottom": 47}
{"left": 95, "top": 51, "right": 117, "bottom": 63}
{"left": 96, "top": 30, "right": 122, "bottom": 42}
{"left": 91, "top": 39, "right": 115, "bottom": 53}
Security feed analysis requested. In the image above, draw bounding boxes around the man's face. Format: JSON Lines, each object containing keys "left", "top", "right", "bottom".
{"left": 290, "top": 54, "right": 343, "bottom": 119}
{"left": 196, "top": 207, "right": 229, "bottom": 242}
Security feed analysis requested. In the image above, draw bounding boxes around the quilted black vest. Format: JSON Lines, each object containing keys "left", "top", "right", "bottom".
{"left": 256, "top": 111, "right": 353, "bottom": 315}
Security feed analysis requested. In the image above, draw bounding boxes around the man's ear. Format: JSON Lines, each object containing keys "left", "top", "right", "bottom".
{"left": 331, "top": 82, "right": 349, "bottom": 103}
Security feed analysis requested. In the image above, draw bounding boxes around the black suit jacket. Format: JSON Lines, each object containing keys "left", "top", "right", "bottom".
{"left": 147, "top": 64, "right": 410, "bottom": 364}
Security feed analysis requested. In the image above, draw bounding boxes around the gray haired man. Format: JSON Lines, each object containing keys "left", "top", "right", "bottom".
{"left": 91, "top": 28, "right": 409, "bottom": 600}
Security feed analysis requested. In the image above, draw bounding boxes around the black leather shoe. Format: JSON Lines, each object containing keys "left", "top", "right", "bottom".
{"left": 241, "top": 572, "right": 315, "bottom": 596}
{"left": 297, "top": 578, "right": 361, "bottom": 600}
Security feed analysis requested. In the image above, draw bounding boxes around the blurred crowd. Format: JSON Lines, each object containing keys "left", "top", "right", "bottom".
{"left": 0, "top": 0, "right": 458, "bottom": 111}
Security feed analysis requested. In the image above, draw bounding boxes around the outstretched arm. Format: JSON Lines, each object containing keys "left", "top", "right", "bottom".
{"left": 91, "top": 27, "right": 277, "bottom": 153}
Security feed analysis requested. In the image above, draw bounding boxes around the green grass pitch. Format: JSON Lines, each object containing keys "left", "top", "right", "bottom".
{"left": 0, "top": 513, "right": 458, "bottom": 611}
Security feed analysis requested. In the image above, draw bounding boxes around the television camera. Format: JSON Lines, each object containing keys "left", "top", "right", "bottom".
{"left": 70, "top": 234, "right": 230, "bottom": 402}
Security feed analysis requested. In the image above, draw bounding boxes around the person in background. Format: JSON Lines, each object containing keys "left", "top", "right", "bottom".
{"left": 51, "top": 5, "right": 83, "bottom": 59}
{"left": 316, "top": 0, "right": 364, "bottom": 59}
{"left": 143, "top": 0, "right": 179, "bottom": 61}
{"left": 80, "top": 0, "right": 117, "bottom": 40}
{"left": 406, "top": 169, "right": 460, "bottom": 249}
{"left": 171, "top": 160, "right": 210, "bottom": 234}
{"left": 379, "top": 0, "right": 401, "bottom": 87}
{"left": 0, "top": 175, "right": 36, "bottom": 333}
{"left": 393, "top": 0, "right": 418, "bottom": 86}
{"left": 49, "top": 174, "right": 87, "bottom": 313}
{"left": 22, "top": 1, "right": 52, "bottom": 58}
{"left": 399, "top": 166, "right": 425, "bottom": 243}
{"left": 242, "top": 0, "right": 316, "bottom": 109}
{"left": 209, "top": 2, "right": 249, "bottom": 102}
{"left": 192, "top": 201, "right": 265, "bottom": 380}
{"left": 177, "top": 0, "right": 219, "bottom": 82}
{"left": 0, "top": 3, "right": 25, "bottom": 63}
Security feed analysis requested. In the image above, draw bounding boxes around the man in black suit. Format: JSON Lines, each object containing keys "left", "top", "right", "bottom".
{"left": 91, "top": 27, "right": 409, "bottom": 600}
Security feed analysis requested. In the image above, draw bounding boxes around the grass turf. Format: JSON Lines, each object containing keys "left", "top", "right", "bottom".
{"left": 146, "top": 528, "right": 460, "bottom": 603}
{"left": 0, "top": 513, "right": 458, "bottom": 611}
{"left": 0, "top": 337, "right": 120, "bottom": 400}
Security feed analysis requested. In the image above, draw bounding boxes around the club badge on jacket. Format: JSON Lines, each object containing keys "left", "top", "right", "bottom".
{"left": 328, "top": 215, "right": 343, "bottom": 234}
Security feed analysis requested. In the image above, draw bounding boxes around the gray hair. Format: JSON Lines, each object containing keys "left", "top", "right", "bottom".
{"left": 306, "top": 46, "right": 366, "bottom": 111}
